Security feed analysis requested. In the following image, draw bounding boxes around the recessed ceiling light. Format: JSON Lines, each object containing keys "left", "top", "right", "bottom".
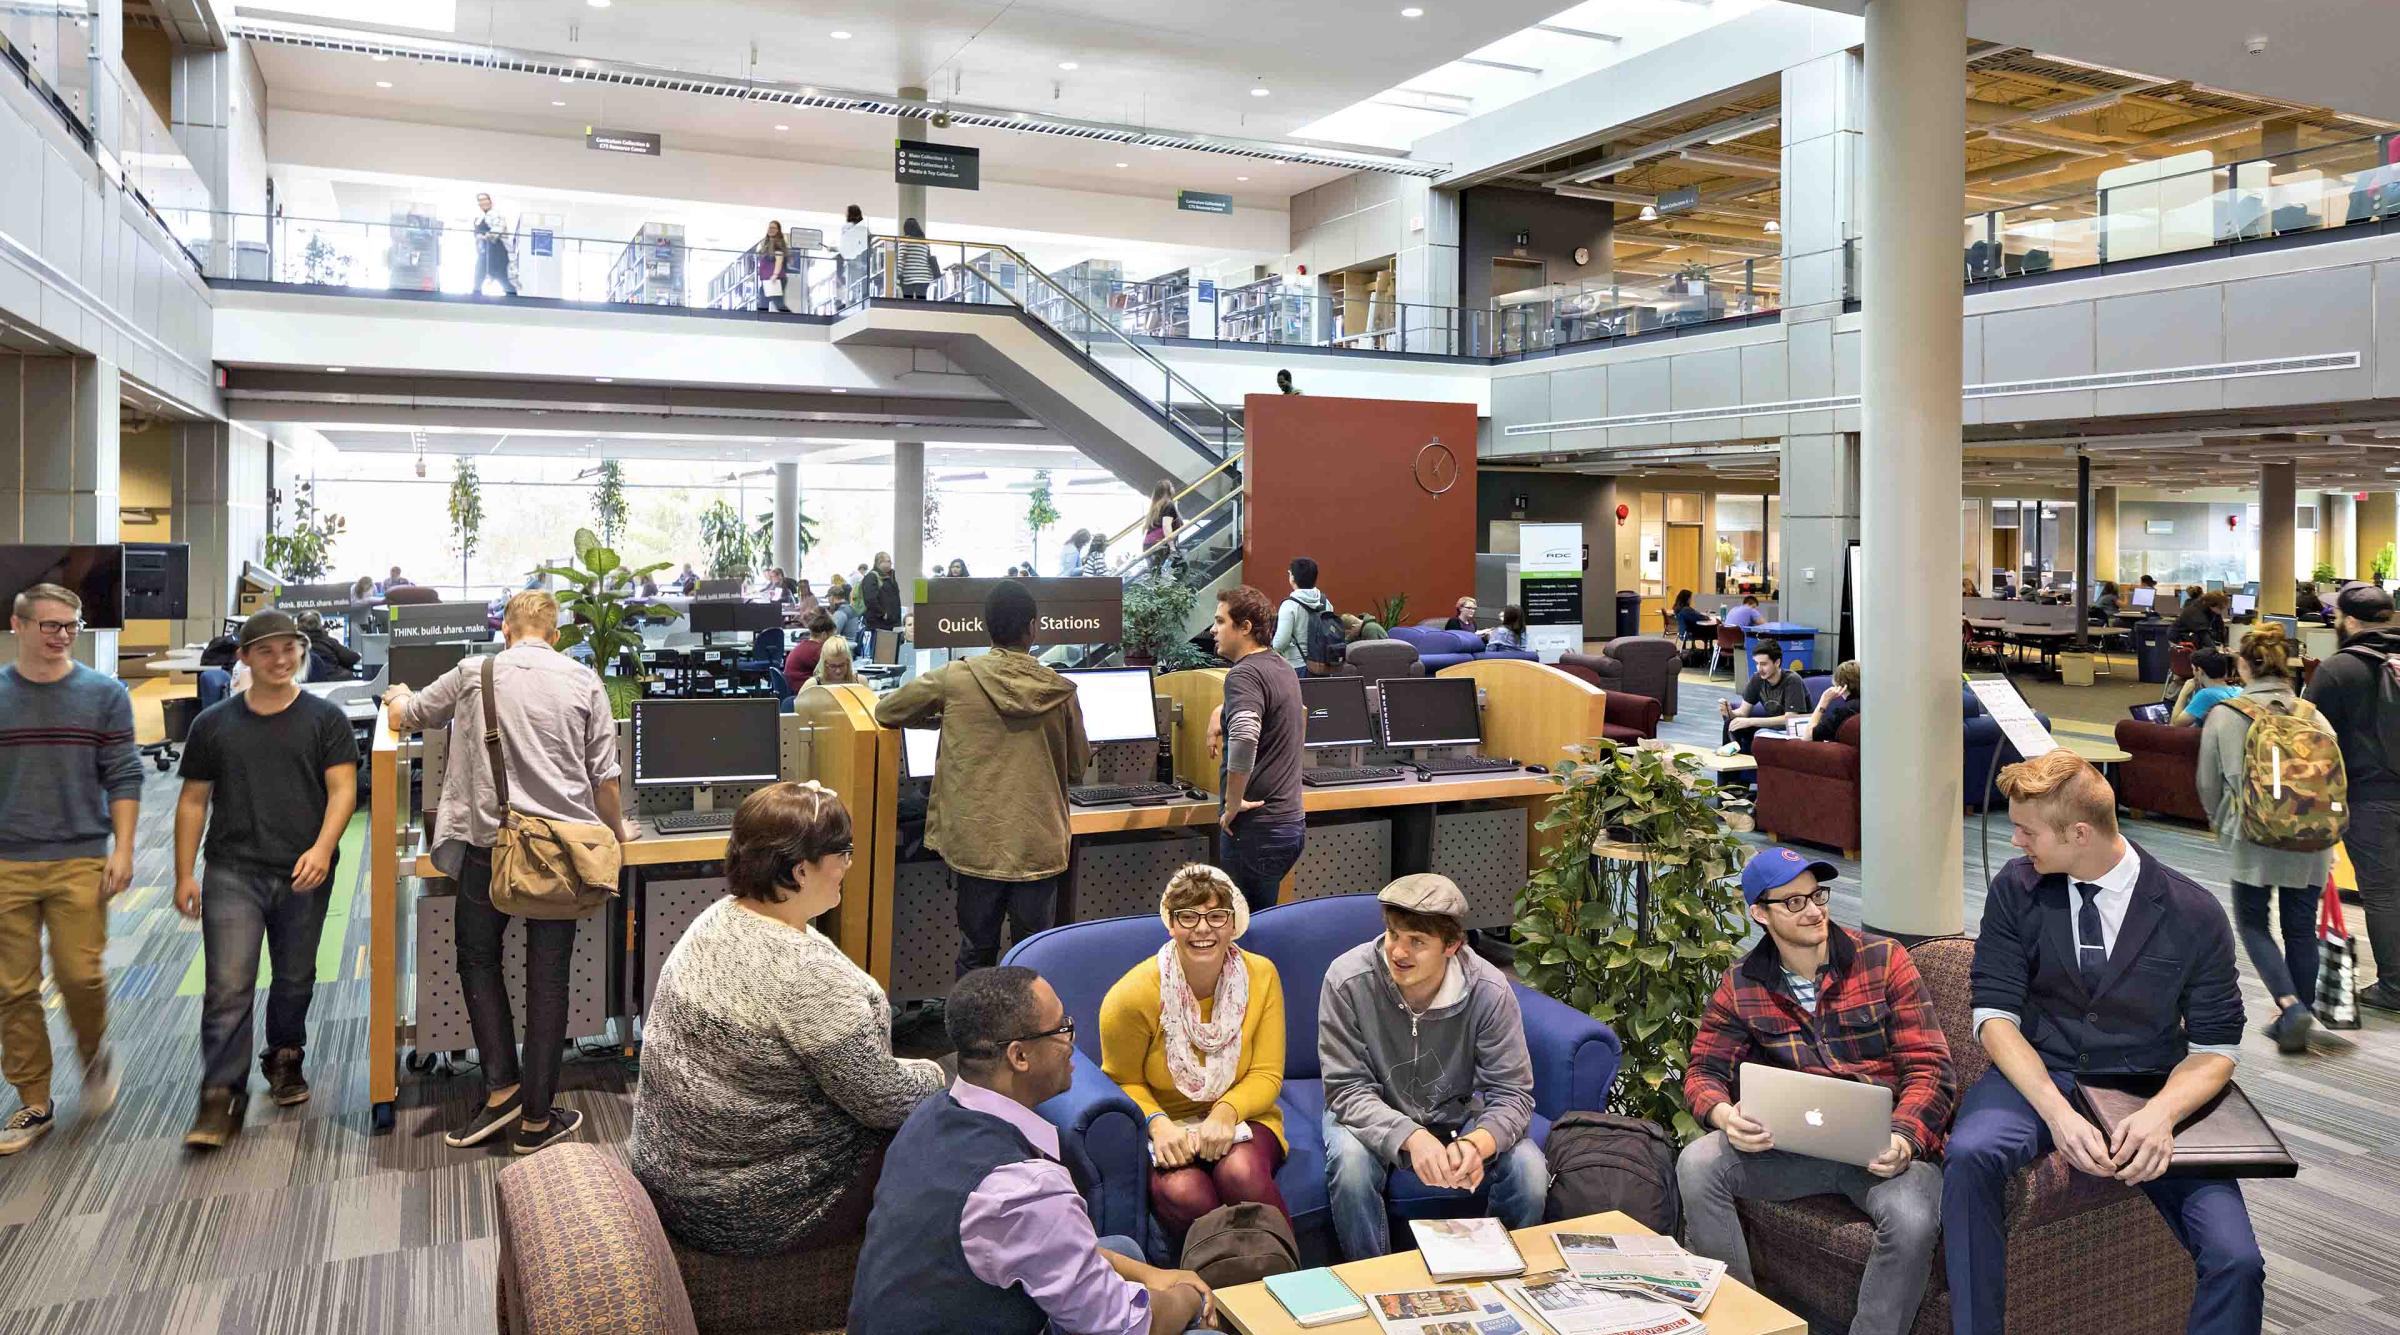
{"left": 1250, "top": 86, "right": 1271, "bottom": 97}
{"left": 775, "top": 123, "right": 789, "bottom": 131}
{"left": 371, "top": 53, "right": 389, "bottom": 62}
{"left": 588, "top": 0, "right": 610, "bottom": 6}
{"left": 830, "top": 29, "right": 852, "bottom": 39}
{"left": 1401, "top": 5, "right": 1425, "bottom": 15}
{"left": 558, "top": 74, "right": 575, "bottom": 83}
{"left": 375, "top": 80, "right": 392, "bottom": 88}
{"left": 594, "top": 376, "right": 613, "bottom": 382}
{"left": 829, "top": 387, "right": 848, "bottom": 394}
{"left": 325, "top": 366, "right": 347, "bottom": 373}
{"left": 551, "top": 99, "right": 565, "bottom": 106}
{"left": 1115, "top": 161, "right": 1128, "bottom": 168}
{"left": 1237, "top": 175, "right": 1250, "bottom": 181}
{"left": 1057, "top": 61, "right": 1078, "bottom": 71}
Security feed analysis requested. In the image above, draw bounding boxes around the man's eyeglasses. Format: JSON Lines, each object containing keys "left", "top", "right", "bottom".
{"left": 1171, "top": 908, "right": 1236, "bottom": 930}
{"left": 27, "top": 619, "right": 81, "bottom": 637}
{"left": 1759, "top": 886, "right": 1832, "bottom": 914}
{"left": 993, "top": 1017, "right": 1075, "bottom": 1051}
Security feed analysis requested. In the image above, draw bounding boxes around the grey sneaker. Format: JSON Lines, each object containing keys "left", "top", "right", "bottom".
{"left": 81, "top": 1048, "right": 118, "bottom": 1120}
{"left": 0, "top": 1104, "right": 55, "bottom": 1156}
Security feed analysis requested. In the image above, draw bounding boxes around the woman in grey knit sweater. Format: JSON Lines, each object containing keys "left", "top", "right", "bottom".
{"left": 631, "top": 782, "right": 943, "bottom": 1256}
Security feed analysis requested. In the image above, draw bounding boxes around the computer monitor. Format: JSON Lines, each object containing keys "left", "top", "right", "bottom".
{"left": 733, "top": 601, "right": 782, "bottom": 632}
{"left": 1377, "top": 676, "right": 1482, "bottom": 749}
{"left": 2229, "top": 593, "right": 2256, "bottom": 617}
{"left": 693, "top": 579, "right": 743, "bottom": 599}
{"left": 385, "top": 641, "right": 469, "bottom": 690}
{"left": 902, "top": 727, "right": 939, "bottom": 780}
{"left": 1299, "top": 677, "right": 1376, "bottom": 749}
{"left": 2204, "top": 579, "right": 2224, "bottom": 593}
{"left": 630, "top": 698, "right": 783, "bottom": 788}
{"left": 688, "top": 602, "right": 741, "bottom": 635}
{"left": 2130, "top": 586, "right": 2157, "bottom": 609}
{"left": 1058, "top": 667, "right": 1159, "bottom": 744}
{"left": 123, "top": 542, "right": 188, "bottom": 620}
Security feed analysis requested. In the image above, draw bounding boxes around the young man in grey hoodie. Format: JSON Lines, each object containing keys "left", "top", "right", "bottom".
{"left": 1318, "top": 874, "right": 1546, "bottom": 1260}
{"left": 1272, "top": 557, "right": 1332, "bottom": 673}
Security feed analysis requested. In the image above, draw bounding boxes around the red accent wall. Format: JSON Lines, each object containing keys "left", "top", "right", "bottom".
{"left": 1242, "top": 394, "right": 1479, "bottom": 617}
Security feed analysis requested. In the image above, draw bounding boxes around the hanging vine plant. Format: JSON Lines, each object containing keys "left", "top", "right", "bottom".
{"left": 1025, "top": 469, "right": 1061, "bottom": 562}
{"left": 447, "top": 459, "right": 485, "bottom": 588}
{"left": 591, "top": 459, "right": 629, "bottom": 547}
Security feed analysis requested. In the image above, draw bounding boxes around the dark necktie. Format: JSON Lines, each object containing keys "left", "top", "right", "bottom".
{"left": 2076, "top": 882, "right": 2108, "bottom": 992}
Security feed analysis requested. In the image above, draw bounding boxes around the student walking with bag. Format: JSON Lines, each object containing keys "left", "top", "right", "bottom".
{"left": 386, "top": 590, "right": 635, "bottom": 1155}
{"left": 172, "top": 612, "right": 359, "bottom": 1149}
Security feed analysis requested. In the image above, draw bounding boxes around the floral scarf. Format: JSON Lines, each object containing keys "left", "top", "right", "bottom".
{"left": 1157, "top": 940, "right": 1250, "bottom": 1104}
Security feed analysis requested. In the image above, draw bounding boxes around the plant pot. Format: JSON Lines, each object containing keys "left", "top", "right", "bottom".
{"left": 602, "top": 674, "right": 641, "bottom": 720}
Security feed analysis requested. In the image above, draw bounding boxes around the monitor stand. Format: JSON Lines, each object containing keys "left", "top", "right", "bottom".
{"left": 689, "top": 787, "right": 718, "bottom": 814}
{"left": 1306, "top": 745, "right": 1367, "bottom": 771}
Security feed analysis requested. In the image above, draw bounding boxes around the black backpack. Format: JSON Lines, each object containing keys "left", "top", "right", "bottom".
{"left": 2339, "top": 644, "right": 2400, "bottom": 772}
{"left": 1543, "top": 1112, "right": 1682, "bottom": 1238}
{"left": 1285, "top": 597, "right": 1346, "bottom": 674}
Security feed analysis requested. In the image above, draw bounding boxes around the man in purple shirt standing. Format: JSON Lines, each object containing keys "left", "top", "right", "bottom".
{"left": 849, "top": 966, "right": 1218, "bottom": 1335}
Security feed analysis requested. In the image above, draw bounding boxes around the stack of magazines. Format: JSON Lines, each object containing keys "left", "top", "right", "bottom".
{"left": 1551, "top": 1233, "right": 1725, "bottom": 1311}
{"left": 1362, "top": 1285, "right": 1535, "bottom": 1335}
{"left": 1493, "top": 1271, "right": 1706, "bottom": 1335}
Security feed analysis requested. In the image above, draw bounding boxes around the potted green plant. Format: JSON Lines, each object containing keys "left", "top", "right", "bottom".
{"left": 1121, "top": 571, "right": 1209, "bottom": 670}
{"left": 1516, "top": 743, "right": 1749, "bottom": 1140}
{"left": 2312, "top": 560, "right": 2339, "bottom": 585}
{"left": 2376, "top": 543, "right": 2397, "bottom": 583}
{"left": 541, "top": 528, "right": 673, "bottom": 718}
{"left": 1371, "top": 594, "right": 1409, "bottom": 631}
{"left": 591, "top": 459, "right": 629, "bottom": 547}
{"left": 1025, "top": 470, "right": 1061, "bottom": 563}
{"left": 448, "top": 459, "right": 484, "bottom": 591}
{"left": 264, "top": 481, "right": 346, "bottom": 580}
{"left": 699, "top": 498, "right": 753, "bottom": 579}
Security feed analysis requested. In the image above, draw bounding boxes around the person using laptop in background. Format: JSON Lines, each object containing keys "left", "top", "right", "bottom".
{"left": 1678, "top": 848, "right": 1953, "bottom": 1335}
{"left": 1945, "top": 750, "right": 2259, "bottom": 1335}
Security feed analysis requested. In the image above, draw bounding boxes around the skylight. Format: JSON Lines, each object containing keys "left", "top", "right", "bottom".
{"left": 1295, "top": 0, "right": 1780, "bottom": 151}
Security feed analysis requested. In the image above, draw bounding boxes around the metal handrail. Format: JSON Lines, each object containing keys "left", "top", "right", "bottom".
{"left": 1111, "top": 485, "right": 1241, "bottom": 578}
{"left": 1100, "top": 448, "right": 1245, "bottom": 556}
{"left": 869, "top": 234, "right": 1243, "bottom": 455}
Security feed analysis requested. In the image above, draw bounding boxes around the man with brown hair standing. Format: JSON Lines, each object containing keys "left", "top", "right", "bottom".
{"left": 0, "top": 583, "right": 140, "bottom": 1155}
{"left": 1212, "top": 584, "right": 1305, "bottom": 911}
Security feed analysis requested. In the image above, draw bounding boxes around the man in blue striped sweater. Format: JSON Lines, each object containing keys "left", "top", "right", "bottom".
{"left": 0, "top": 582, "right": 142, "bottom": 1155}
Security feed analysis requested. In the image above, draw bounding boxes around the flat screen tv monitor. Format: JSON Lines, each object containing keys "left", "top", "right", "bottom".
{"left": 1058, "top": 667, "right": 1158, "bottom": 743}
{"left": 733, "top": 601, "right": 782, "bottom": 632}
{"left": 1299, "top": 676, "right": 1376, "bottom": 748}
{"left": 2229, "top": 593, "right": 2256, "bottom": 617}
{"left": 385, "top": 641, "right": 469, "bottom": 691}
{"left": 0, "top": 544, "right": 122, "bottom": 629}
{"left": 123, "top": 542, "right": 188, "bottom": 620}
{"left": 902, "top": 727, "right": 939, "bottom": 780}
{"left": 1377, "top": 676, "right": 1483, "bottom": 749}
{"left": 2129, "top": 586, "right": 2157, "bottom": 609}
{"left": 630, "top": 698, "right": 783, "bottom": 787}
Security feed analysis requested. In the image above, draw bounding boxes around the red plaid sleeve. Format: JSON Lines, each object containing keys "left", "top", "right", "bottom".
{"left": 1682, "top": 971, "right": 1752, "bottom": 1129}
{"left": 1881, "top": 945, "right": 1957, "bottom": 1156}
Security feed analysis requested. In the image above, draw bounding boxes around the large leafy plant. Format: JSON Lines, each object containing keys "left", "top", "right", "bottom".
{"left": 264, "top": 481, "right": 345, "bottom": 580}
{"left": 1025, "top": 470, "right": 1061, "bottom": 559}
{"left": 448, "top": 459, "right": 484, "bottom": 588}
{"left": 591, "top": 459, "right": 629, "bottom": 547}
{"left": 541, "top": 528, "right": 673, "bottom": 718}
{"left": 1122, "top": 570, "right": 1210, "bottom": 670}
{"left": 2376, "top": 543, "right": 2397, "bottom": 583}
{"left": 2312, "top": 560, "right": 2339, "bottom": 585}
{"left": 699, "top": 499, "right": 753, "bottom": 579}
{"left": 1517, "top": 743, "right": 1749, "bottom": 1140}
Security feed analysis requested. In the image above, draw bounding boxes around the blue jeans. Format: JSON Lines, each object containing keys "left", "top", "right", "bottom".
{"left": 1942, "top": 1068, "right": 2262, "bottom": 1335}
{"left": 198, "top": 668, "right": 232, "bottom": 710}
{"left": 199, "top": 861, "right": 333, "bottom": 1091}
{"left": 2231, "top": 881, "right": 2317, "bottom": 1006}
{"left": 1091, "top": 1235, "right": 1211, "bottom": 1335}
{"left": 1219, "top": 820, "right": 1306, "bottom": 912}
{"left": 1322, "top": 1111, "right": 1551, "bottom": 1262}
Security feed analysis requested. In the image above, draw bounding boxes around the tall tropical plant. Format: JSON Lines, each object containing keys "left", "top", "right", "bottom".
{"left": 2376, "top": 543, "right": 2398, "bottom": 583}
{"left": 750, "top": 503, "right": 820, "bottom": 571}
{"left": 1122, "top": 570, "right": 1210, "bottom": 670}
{"left": 2312, "top": 560, "right": 2339, "bottom": 585}
{"left": 1025, "top": 469, "right": 1061, "bottom": 561}
{"left": 542, "top": 528, "right": 673, "bottom": 718}
{"left": 699, "top": 498, "right": 753, "bottom": 579}
{"left": 447, "top": 460, "right": 484, "bottom": 591}
{"left": 263, "top": 481, "right": 346, "bottom": 580}
{"left": 590, "top": 459, "right": 629, "bottom": 547}
{"left": 1516, "top": 743, "right": 1749, "bottom": 1140}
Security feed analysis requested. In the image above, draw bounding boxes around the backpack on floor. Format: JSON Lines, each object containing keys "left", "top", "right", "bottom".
{"left": 2219, "top": 694, "right": 2349, "bottom": 852}
{"left": 1543, "top": 1112, "right": 1682, "bottom": 1239}
{"left": 1180, "top": 1202, "right": 1299, "bottom": 1288}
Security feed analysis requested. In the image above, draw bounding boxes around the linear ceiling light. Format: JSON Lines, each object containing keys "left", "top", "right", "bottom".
{"left": 1555, "top": 184, "right": 1658, "bottom": 205}
{"left": 1548, "top": 110, "right": 1778, "bottom": 186}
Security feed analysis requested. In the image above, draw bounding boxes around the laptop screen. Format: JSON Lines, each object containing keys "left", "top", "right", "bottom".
{"left": 2128, "top": 702, "right": 2171, "bottom": 724}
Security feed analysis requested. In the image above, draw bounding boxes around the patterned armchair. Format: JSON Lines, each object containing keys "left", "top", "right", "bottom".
{"left": 1732, "top": 938, "right": 2197, "bottom": 1335}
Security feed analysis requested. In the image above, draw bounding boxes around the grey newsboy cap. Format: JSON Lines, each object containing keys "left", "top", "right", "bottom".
{"left": 1378, "top": 873, "right": 1468, "bottom": 920}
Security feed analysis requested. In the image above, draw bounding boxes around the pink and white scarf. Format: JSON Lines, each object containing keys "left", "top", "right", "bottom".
{"left": 1157, "top": 940, "right": 1250, "bottom": 1104}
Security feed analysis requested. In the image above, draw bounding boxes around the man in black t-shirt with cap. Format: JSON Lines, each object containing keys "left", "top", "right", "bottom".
{"left": 172, "top": 611, "right": 360, "bottom": 1149}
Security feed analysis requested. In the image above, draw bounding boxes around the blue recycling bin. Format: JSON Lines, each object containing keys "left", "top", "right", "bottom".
{"left": 1744, "top": 623, "right": 1818, "bottom": 674}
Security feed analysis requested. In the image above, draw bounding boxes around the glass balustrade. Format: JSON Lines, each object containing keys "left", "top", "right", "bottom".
{"left": 1489, "top": 250, "right": 1803, "bottom": 357}
{"left": 0, "top": 1, "right": 93, "bottom": 140}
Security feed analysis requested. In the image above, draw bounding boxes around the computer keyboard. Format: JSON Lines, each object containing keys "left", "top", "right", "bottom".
{"left": 1067, "top": 782, "right": 1188, "bottom": 807}
{"left": 1301, "top": 765, "right": 1409, "bottom": 788}
{"left": 650, "top": 809, "right": 737, "bottom": 834}
{"left": 1411, "top": 755, "right": 1523, "bottom": 777}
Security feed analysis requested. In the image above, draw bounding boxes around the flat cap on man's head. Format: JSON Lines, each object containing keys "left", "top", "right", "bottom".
{"left": 1378, "top": 873, "right": 1468, "bottom": 920}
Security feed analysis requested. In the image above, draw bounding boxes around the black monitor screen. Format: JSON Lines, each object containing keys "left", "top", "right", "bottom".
{"left": 0, "top": 545, "right": 123, "bottom": 629}
{"left": 734, "top": 601, "right": 782, "bottom": 632}
{"left": 123, "top": 542, "right": 188, "bottom": 620}
{"left": 1299, "top": 676, "right": 1375, "bottom": 748}
{"left": 688, "top": 602, "right": 737, "bottom": 635}
{"left": 1377, "top": 676, "right": 1482, "bottom": 748}
{"left": 693, "top": 579, "right": 744, "bottom": 599}
{"left": 385, "top": 642, "right": 468, "bottom": 690}
{"left": 688, "top": 601, "right": 776, "bottom": 635}
{"left": 631, "top": 698, "right": 782, "bottom": 787}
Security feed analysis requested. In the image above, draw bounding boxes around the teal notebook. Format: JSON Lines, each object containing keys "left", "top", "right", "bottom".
{"left": 1263, "top": 1268, "right": 1367, "bottom": 1326}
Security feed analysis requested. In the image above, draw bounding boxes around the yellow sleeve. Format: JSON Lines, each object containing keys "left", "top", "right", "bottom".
{"left": 1219, "top": 959, "right": 1285, "bottom": 1124}
{"left": 1098, "top": 963, "right": 1168, "bottom": 1124}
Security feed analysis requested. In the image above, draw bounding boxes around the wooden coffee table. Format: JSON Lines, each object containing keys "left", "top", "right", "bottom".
{"left": 1639, "top": 738, "right": 1758, "bottom": 775}
{"left": 1213, "top": 1210, "right": 1806, "bottom": 1335}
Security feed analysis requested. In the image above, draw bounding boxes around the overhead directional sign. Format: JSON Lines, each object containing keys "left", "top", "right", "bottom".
{"left": 1178, "top": 190, "right": 1234, "bottom": 215}
{"left": 586, "top": 127, "right": 662, "bottom": 157}
{"left": 896, "top": 140, "right": 981, "bottom": 190}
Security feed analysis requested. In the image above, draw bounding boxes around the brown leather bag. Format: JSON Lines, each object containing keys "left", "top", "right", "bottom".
{"left": 481, "top": 654, "right": 620, "bottom": 920}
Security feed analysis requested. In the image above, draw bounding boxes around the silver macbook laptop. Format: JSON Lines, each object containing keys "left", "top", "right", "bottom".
{"left": 1738, "top": 1063, "right": 1894, "bottom": 1167}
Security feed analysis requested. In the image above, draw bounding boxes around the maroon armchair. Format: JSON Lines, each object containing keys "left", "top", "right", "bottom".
{"left": 1734, "top": 937, "right": 2198, "bottom": 1335}
{"left": 1561, "top": 636, "right": 1682, "bottom": 720}
{"left": 2113, "top": 720, "right": 2207, "bottom": 823}
{"left": 1753, "top": 716, "right": 1863, "bottom": 860}
{"left": 1551, "top": 663, "right": 1661, "bottom": 745}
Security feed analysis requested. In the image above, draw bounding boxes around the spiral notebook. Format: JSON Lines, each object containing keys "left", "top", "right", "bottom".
{"left": 1263, "top": 1268, "right": 1368, "bottom": 1327}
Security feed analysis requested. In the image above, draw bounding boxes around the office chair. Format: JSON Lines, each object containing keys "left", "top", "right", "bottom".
{"left": 1962, "top": 619, "right": 2005, "bottom": 671}
{"left": 1708, "top": 625, "right": 1746, "bottom": 678}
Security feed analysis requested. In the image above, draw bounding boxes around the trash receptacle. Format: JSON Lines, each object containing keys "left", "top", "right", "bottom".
{"left": 2133, "top": 622, "right": 2172, "bottom": 684}
{"left": 1616, "top": 591, "right": 1642, "bottom": 638}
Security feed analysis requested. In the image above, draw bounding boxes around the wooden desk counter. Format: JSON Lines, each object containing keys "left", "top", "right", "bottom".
{"left": 1214, "top": 1210, "right": 1805, "bottom": 1335}
{"left": 411, "top": 821, "right": 733, "bottom": 877}
{"left": 1064, "top": 770, "right": 1559, "bottom": 835}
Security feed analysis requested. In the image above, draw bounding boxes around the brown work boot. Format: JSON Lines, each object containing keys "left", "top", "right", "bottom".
{"left": 183, "top": 1088, "right": 245, "bottom": 1151}
{"left": 263, "top": 1047, "right": 309, "bottom": 1107}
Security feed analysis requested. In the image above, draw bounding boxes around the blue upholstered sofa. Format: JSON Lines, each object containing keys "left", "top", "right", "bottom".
{"left": 1003, "top": 894, "right": 1620, "bottom": 1264}
{"left": 1388, "top": 625, "right": 1539, "bottom": 673}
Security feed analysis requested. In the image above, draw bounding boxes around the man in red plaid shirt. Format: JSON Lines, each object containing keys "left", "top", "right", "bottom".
{"left": 1677, "top": 848, "right": 1957, "bottom": 1335}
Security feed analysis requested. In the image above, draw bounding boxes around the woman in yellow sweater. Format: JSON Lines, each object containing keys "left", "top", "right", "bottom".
{"left": 1099, "top": 865, "right": 1290, "bottom": 1240}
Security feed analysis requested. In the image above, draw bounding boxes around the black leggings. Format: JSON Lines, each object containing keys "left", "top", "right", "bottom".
{"left": 454, "top": 848, "right": 576, "bottom": 1116}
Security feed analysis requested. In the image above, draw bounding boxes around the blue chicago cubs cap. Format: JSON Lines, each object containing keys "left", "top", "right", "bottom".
{"left": 1740, "top": 846, "right": 1838, "bottom": 906}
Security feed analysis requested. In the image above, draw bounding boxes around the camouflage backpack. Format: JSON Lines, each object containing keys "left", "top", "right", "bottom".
{"left": 2218, "top": 694, "right": 2349, "bottom": 852}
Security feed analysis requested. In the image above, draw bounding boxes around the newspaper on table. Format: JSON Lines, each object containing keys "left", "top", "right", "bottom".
{"left": 1966, "top": 677, "right": 2059, "bottom": 759}
{"left": 1552, "top": 1234, "right": 1725, "bottom": 1311}
{"left": 1364, "top": 1285, "right": 1535, "bottom": 1335}
{"left": 1494, "top": 1270, "right": 1706, "bottom": 1335}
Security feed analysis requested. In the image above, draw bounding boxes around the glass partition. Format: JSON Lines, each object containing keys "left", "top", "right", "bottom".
{"left": 1490, "top": 249, "right": 1805, "bottom": 358}
{"left": 0, "top": 2, "right": 93, "bottom": 137}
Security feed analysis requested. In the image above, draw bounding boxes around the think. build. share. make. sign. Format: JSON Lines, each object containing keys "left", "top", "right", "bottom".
{"left": 911, "top": 577, "right": 1121, "bottom": 649}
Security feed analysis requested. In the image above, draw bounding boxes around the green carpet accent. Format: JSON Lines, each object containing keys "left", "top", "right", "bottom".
{"left": 173, "top": 812, "right": 370, "bottom": 997}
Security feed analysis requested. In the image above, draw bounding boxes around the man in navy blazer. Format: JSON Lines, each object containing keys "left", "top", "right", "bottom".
{"left": 1944, "top": 749, "right": 2261, "bottom": 1335}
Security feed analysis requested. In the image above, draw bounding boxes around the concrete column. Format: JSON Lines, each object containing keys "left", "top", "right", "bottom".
{"left": 2091, "top": 486, "right": 2120, "bottom": 581}
{"left": 2259, "top": 461, "right": 2297, "bottom": 615}
{"left": 1857, "top": 0, "right": 1967, "bottom": 937}
{"left": 1779, "top": 49, "right": 1863, "bottom": 315}
{"left": 171, "top": 421, "right": 268, "bottom": 646}
{"left": 896, "top": 87, "right": 928, "bottom": 234}
{"left": 772, "top": 460, "right": 802, "bottom": 576}
{"left": 1580, "top": 478, "right": 1621, "bottom": 645}
{"left": 1779, "top": 433, "right": 1859, "bottom": 664}
{"left": 893, "top": 441, "right": 925, "bottom": 626}
{"left": 0, "top": 355, "right": 123, "bottom": 671}
{"left": 2324, "top": 492, "right": 2356, "bottom": 581}
{"left": 2361, "top": 491, "right": 2399, "bottom": 579}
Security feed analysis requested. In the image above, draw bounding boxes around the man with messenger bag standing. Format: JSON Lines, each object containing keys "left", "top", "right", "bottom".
{"left": 387, "top": 590, "right": 632, "bottom": 1156}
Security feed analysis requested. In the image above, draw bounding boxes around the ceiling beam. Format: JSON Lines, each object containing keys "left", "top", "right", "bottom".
{"left": 1543, "top": 110, "right": 1783, "bottom": 186}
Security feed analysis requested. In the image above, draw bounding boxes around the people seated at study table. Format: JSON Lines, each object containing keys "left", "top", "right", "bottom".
{"left": 1678, "top": 848, "right": 1953, "bottom": 1335}
{"left": 1319, "top": 875, "right": 1547, "bottom": 1261}
{"left": 1673, "top": 588, "right": 1714, "bottom": 641}
{"left": 1945, "top": 749, "right": 2262, "bottom": 1335}
{"left": 1100, "top": 865, "right": 1291, "bottom": 1242}
{"left": 1723, "top": 594, "right": 1765, "bottom": 630}
{"left": 631, "top": 781, "right": 943, "bottom": 1258}
{"left": 1719, "top": 640, "right": 1809, "bottom": 757}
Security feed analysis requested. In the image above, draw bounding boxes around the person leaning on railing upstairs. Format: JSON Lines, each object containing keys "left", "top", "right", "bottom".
{"left": 896, "top": 217, "right": 937, "bottom": 299}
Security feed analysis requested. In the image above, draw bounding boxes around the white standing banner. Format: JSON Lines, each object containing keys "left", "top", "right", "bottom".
{"left": 1519, "top": 523, "right": 1585, "bottom": 664}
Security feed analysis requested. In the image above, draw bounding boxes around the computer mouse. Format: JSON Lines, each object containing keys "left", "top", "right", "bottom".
{"left": 1415, "top": 769, "right": 1435, "bottom": 782}
{"left": 1524, "top": 763, "right": 1548, "bottom": 774}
